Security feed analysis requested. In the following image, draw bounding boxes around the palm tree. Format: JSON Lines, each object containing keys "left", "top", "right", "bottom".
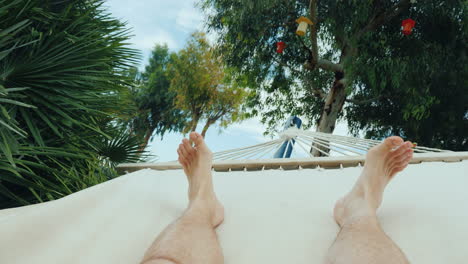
{"left": 0, "top": 0, "right": 144, "bottom": 208}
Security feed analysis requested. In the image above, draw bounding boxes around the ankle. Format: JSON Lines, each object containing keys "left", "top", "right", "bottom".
{"left": 187, "top": 196, "right": 223, "bottom": 227}
{"left": 189, "top": 192, "right": 215, "bottom": 208}
{"left": 186, "top": 198, "right": 215, "bottom": 219}
{"left": 334, "top": 195, "right": 376, "bottom": 227}
{"left": 189, "top": 180, "right": 213, "bottom": 200}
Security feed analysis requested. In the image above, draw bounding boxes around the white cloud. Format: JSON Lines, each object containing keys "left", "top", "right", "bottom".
{"left": 105, "top": 0, "right": 203, "bottom": 67}
{"left": 175, "top": 6, "right": 203, "bottom": 32}
{"left": 133, "top": 29, "right": 179, "bottom": 51}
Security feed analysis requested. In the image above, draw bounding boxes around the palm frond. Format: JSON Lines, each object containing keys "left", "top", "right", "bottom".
{"left": 0, "top": 0, "right": 142, "bottom": 208}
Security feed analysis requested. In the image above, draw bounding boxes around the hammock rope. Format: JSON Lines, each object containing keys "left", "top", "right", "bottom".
{"left": 211, "top": 128, "right": 450, "bottom": 161}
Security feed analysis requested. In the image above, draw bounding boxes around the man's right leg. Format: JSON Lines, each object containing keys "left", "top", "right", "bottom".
{"left": 325, "top": 137, "right": 414, "bottom": 264}
{"left": 141, "top": 132, "right": 224, "bottom": 264}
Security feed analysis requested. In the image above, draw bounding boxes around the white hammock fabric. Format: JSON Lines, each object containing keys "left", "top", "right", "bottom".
{"left": 1, "top": 160, "right": 467, "bottom": 264}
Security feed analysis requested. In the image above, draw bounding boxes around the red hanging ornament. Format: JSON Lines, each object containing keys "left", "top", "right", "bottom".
{"left": 401, "top": 18, "right": 416, "bottom": 35}
{"left": 276, "top": 41, "right": 286, "bottom": 53}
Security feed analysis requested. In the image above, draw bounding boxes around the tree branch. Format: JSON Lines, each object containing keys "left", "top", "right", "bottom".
{"left": 356, "top": 0, "right": 411, "bottom": 40}
{"left": 311, "top": 88, "right": 327, "bottom": 99}
{"left": 346, "top": 95, "right": 384, "bottom": 105}
{"left": 308, "top": 0, "right": 319, "bottom": 66}
{"left": 304, "top": 0, "right": 344, "bottom": 74}
{"left": 317, "top": 59, "right": 344, "bottom": 72}
{"left": 337, "top": 78, "right": 348, "bottom": 86}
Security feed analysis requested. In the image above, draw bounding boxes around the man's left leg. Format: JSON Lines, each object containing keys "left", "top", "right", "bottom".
{"left": 141, "top": 132, "right": 224, "bottom": 264}
{"left": 324, "top": 137, "right": 413, "bottom": 264}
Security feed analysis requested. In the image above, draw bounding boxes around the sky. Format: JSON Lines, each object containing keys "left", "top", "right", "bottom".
{"left": 105, "top": 0, "right": 351, "bottom": 162}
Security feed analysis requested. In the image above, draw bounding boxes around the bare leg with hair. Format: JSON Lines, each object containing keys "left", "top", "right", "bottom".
{"left": 325, "top": 136, "right": 414, "bottom": 264}
{"left": 141, "top": 132, "right": 224, "bottom": 264}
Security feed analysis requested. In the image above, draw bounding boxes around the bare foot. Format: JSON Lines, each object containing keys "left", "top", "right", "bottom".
{"left": 334, "top": 136, "right": 414, "bottom": 227}
{"left": 177, "top": 132, "right": 224, "bottom": 227}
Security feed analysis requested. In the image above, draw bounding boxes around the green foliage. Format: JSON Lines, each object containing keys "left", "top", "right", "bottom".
{"left": 127, "top": 44, "right": 186, "bottom": 150}
{"left": 201, "top": 0, "right": 467, "bottom": 149}
{"left": 210, "top": 68, "right": 250, "bottom": 131}
{"left": 346, "top": 1, "right": 467, "bottom": 150}
{"left": 200, "top": 0, "right": 344, "bottom": 131}
{"left": 96, "top": 126, "right": 147, "bottom": 167}
{"left": 129, "top": 33, "right": 249, "bottom": 146}
{"left": 0, "top": 0, "right": 144, "bottom": 208}
{"left": 169, "top": 32, "right": 248, "bottom": 136}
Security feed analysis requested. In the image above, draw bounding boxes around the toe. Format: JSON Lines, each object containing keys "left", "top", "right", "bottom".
{"left": 177, "top": 145, "right": 183, "bottom": 158}
{"left": 388, "top": 141, "right": 412, "bottom": 161}
{"left": 179, "top": 143, "right": 189, "bottom": 159}
{"left": 390, "top": 150, "right": 413, "bottom": 176}
{"left": 369, "top": 136, "right": 404, "bottom": 156}
{"left": 178, "top": 156, "right": 186, "bottom": 166}
{"left": 189, "top": 132, "right": 212, "bottom": 157}
{"left": 190, "top": 132, "right": 204, "bottom": 147}
{"left": 404, "top": 149, "right": 414, "bottom": 162}
{"left": 404, "top": 141, "right": 414, "bottom": 148}
{"left": 183, "top": 138, "right": 191, "bottom": 147}
{"left": 390, "top": 162, "right": 409, "bottom": 176}
{"left": 390, "top": 165, "right": 406, "bottom": 177}
{"left": 383, "top": 136, "right": 404, "bottom": 150}
{"left": 177, "top": 149, "right": 188, "bottom": 166}
{"left": 177, "top": 146, "right": 185, "bottom": 159}
{"left": 182, "top": 139, "right": 194, "bottom": 158}
{"left": 390, "top": 148, "right": 413, "bottom": 168}
{"left": 392, "top": 141, "right": 410, "bottom": 154}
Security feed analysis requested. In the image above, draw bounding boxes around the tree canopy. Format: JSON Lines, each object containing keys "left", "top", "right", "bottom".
{"left": 201, "top": 0, "right": 467, "bottom": 151}
{"left": 134, "top": 32, "right": 248, "bottom": 142}
{"left": 345, "top": 2, "right": 467, "bottom": 150}
{"left": 128, "top": 44, "right": 187, "bottom": 151}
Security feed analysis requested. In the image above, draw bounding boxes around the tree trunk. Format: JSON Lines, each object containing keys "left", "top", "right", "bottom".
{"left": 190, "top": 122, "right": 197, "bottom": 132}
{"left": 190, "top": 114, "right": 201, "bottom": 133}
{"left": 311, "top": 72, "right": 347, "bottom": 156}
{"left": 138, "top": 127, "right": 154, "bottom": 152}
{"left": 201, "top": 120, "right": 215, "bottom": 138}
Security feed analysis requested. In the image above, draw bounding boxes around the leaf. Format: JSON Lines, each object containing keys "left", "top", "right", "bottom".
{"left": 0, "top": 19, "right": 30, "bottom": 37}
{"left": 0, "top": 85, "right": 6, "bottom": 95}
{"left": 0, "top": 98, "right": 36, "bottom": 108}
{"left": 0, "top": 119, "right": 27, "bottom": 137}
{"left": 0, "top": 138, "right": 15, "bottom": 166}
